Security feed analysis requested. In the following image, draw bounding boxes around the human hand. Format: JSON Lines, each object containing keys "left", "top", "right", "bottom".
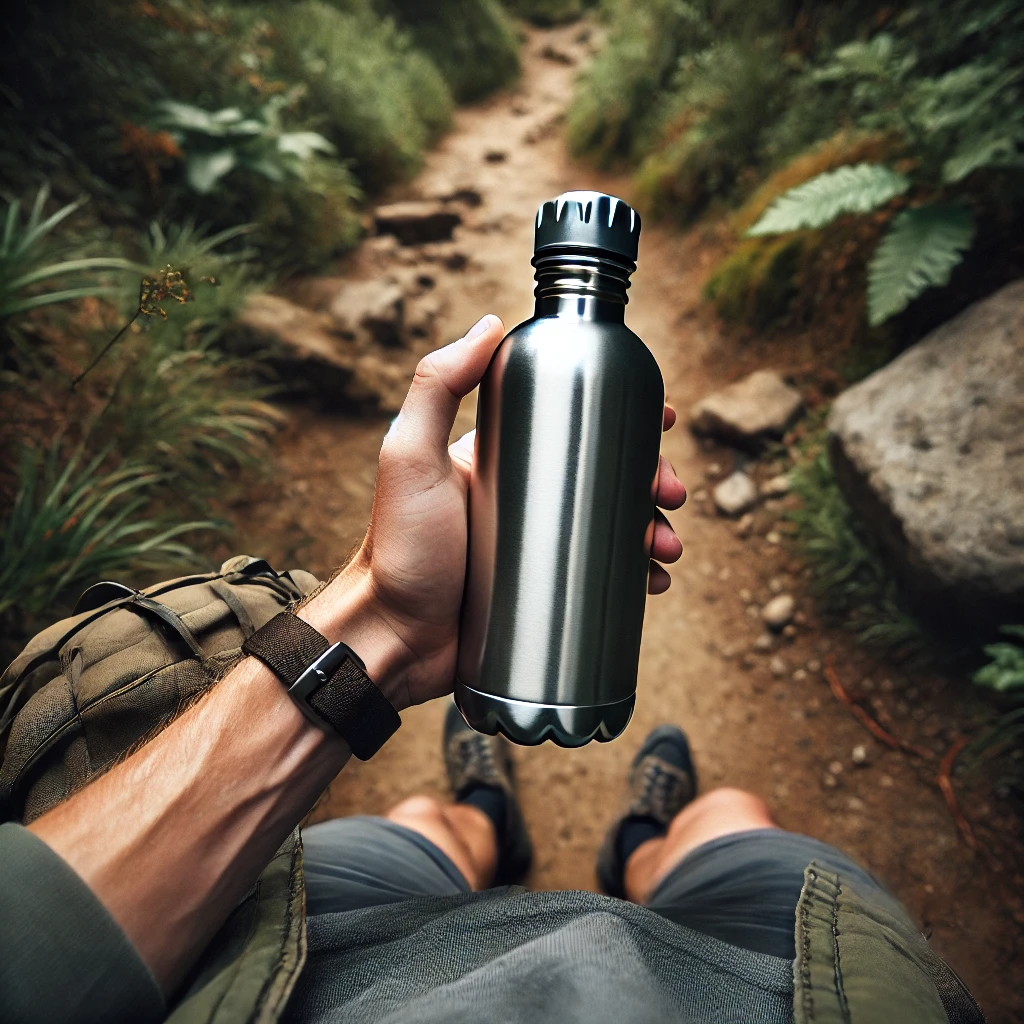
{"left": 301, "top": 315, "right": 686, "bottom": 711}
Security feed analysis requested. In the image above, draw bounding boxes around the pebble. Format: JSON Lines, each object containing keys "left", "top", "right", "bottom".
{"left": 762, "top": 594, "right": 796, "bottom": 630}
{"left": 745, "top": 605, "right": 761, "bottom": 620}
{"left": 705, "top": 461, "right": 723, "bottom": 479}
{"left": 769, "top": 656, "right": 787, "bottom": 677}
{"left": 754, "top": 632, "right": 774, "bottom": 652}
{"left": 713, "top": 471, "right": 758, "bottom": 516}
{"left": 768, "top": 576, "right": 784, "bottom": 594}
{"left": 880, "top": 774, "right": 894, "bottom": 788}
{"left": 847, "top": 797, "right": 865, "bottom": 812}
{"left": 739, "top": 588, "right": 753, "bottom": 603}
{"left": 852, "top": 744, "right": 869, "bottom": 765}
{"left": 782, "top": 624, "right": 797, "bottom": 639}
{"left": 760, "top": 473, "right": 791, "bottom": 498}
{"left": 792, "top": 668, "right": 807, "bottom": 681}
{"left": 735, "top": 513, "right": 755, "bottom": 538}
{"left": 793, "top": 611, "right": 807, "bottom": 625}
{"left": 828, "top": 760, "right": 844, "bottom": 775}
{"left": 823, "top": 773, "right": 838, "bottom": 789}
{"left": 765, "top": 530, "right": 782, "bottom": 544}
{"left": 693, "top": 488, "right": 709, "bottom": 503}
{"left": 807, "top": 659, "right": 822, "bottom": 673}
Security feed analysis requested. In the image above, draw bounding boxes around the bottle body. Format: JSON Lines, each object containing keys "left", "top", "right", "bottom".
{"left": 456, "top": 312, "right": 664, "bottom": 746}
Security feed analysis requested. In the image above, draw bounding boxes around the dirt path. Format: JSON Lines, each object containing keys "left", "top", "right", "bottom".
{"left": 234, "top": 24, "right": 1022, "bottom": 1020}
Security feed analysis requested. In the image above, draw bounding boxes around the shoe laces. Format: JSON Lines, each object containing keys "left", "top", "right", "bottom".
{"left": 450, "top": 732, "right": 507, "bottom": 791}
{"left": 632, "top": 758, "right": 691, "bottom": 825}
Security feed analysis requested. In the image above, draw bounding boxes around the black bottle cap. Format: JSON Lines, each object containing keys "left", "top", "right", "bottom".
{"left": 534, "top": 191, "right": 641, "bottom": 262}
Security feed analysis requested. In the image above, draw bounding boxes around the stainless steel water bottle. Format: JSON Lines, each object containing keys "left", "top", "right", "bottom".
{"left": 456, "top": 190, "right": 665, "bottom": 747}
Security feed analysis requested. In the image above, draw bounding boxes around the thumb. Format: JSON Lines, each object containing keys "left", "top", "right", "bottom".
{"left": 387, "top": 314, "right": 504, "bottom": 456}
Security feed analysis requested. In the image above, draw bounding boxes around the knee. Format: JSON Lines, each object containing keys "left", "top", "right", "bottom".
{"left": 668, "top": 787, "right": 774, "bottom": 836}
{"left": 387, "top": 795, "right": 446, "bottom": 826}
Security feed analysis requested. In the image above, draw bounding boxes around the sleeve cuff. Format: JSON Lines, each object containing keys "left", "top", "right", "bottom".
{"left": 0, "top": 822, "right": 166, "bottom": 1024}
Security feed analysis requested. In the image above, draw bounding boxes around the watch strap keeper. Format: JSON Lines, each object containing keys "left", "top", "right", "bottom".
{"left": 242, "top": 611, "right": 400, "bottom": 760}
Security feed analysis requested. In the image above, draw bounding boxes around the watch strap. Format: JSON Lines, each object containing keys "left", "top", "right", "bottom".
{"left": 242, "top": 611, "right": 400, "bottom": 760}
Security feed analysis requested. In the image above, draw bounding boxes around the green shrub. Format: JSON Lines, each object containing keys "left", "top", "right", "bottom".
{"left": 567, "top": 0, "right": 701, "bottom": 167}
{"left": 633, "top": 36, "right": 790, "bottom": 221}
{"left": 269, "top": 1, "right": 453, "bottom": 186}
{"left": 379, "top": 0, "right": 520, "bottom": 102}
{"left": 503, "top": 0, "right": 588, "bottom": 26}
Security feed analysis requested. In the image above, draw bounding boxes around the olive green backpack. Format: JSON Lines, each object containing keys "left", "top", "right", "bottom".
{"left": 0, "top": 555, "right": 322, "bottom": 1024}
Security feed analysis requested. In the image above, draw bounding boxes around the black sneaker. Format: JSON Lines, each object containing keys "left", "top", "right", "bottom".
{"left": 596, "top": 725, "right": 697, "bottom": 899}
{"left": 443, "top": 701, "right": 533, "bottom": 885}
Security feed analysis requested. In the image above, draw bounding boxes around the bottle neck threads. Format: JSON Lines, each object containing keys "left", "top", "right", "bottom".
{"left": 532, "top": 246, "right": 634, "bottom": 321}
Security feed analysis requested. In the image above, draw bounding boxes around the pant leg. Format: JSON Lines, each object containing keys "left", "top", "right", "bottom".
{"left": 644, "top": 828, "right": 900, "bottom": 959}
{"left": 301, "top": 816, "right": 471, "bottom": 917}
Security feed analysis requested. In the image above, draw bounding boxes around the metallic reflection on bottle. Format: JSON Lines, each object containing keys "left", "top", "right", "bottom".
{"left": 456, "top": 191, "right": 664, "bottom": 747}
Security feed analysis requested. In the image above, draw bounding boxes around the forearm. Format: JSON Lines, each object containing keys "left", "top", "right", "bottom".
{"left": 28, "top": 561, "right": 409, "bottom": 995}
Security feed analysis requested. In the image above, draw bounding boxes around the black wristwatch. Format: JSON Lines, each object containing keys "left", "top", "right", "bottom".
{"left": 242, "top": 611, "right": 401, "bottom": 760}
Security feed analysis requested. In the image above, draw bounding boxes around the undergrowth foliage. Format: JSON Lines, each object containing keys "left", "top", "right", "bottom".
{"left": 787, "top": 445, "right": 924, "bottom": 654}
{"left": 575, "top": 0, "right": 1024, "bottom": 329}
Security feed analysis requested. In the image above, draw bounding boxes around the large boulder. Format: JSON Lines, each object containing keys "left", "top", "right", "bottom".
{"left": 828, "top": 280, "right": 1024, "bottom": 629}
{"left": 690, "top": 370, "right": 802, "bottom": 449}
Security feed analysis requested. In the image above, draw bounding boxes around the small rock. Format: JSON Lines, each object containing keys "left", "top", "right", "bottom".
{"left": 761, "top": 473, "right": 792, "bottom": 497}
{"left": 823, "top": 773, "right": 838, "bottom": 789}
{"left": 769, "top": 656, "right": 787, "bottom": 677}
{"left": 807, "top": 659, "right": 822, "bottom": 673}
{"left": 847, "top": 797, "right": 866, "bottom": 812}
{"left": 793, "top": 610, "right": 807, "bottom": 626}
{"left": 765, "top": 531, "right": 782, "bottom": 545}
{"left": 713, "top": 471, "right": 758, "bottom": 516}
{"left": 736, "top": 513, "right": 756, "bottom": 538}
{"left": 792, "top": 668, "right": 807, "bottom": 682}
{"left": 852, "top": 744, "right": 869, "bottom": 765}
{"left": 828, "top": 760, "right": 844, "bottom": 775}
{"left": 769, "top": 576, "right": 784, "bottom": 594}
{"left": 374, "top": 201, "right": 462, "bottom": 245}
{"left": 693, "top": 488, "right": 709, "bottom": 503}
{"left": 782, "top": 624, "right": 797, "bottom": 639}
{"left": 879, "top": 774, "right": 894, "bottom": 788}
{"left": 745, "top": 605, "right": 761, "bottom": 620}
{"left": 706, "top": 461, "right": 723, "bottom": 479}
{"left": 328, "top": 278, "right": 405, "bottom": 346}
{"left": 739, "top": 588, "right": 753, "bottom": 603}
{"left": 762, "top": 594, "right": 796, "bottom": 631}
{"left": 690, "top": 370, "right": 803, "bottom": 449}
{"left": 880, "top": 678, "right": 895, "bottom": 693}
{"left": 754, "top": 632, "right": 774, "bottom": 652}
{"left": 539, "top": 44, "right": 575, "bottom": 65}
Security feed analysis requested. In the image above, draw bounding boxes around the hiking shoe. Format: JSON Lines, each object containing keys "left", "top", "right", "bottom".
{"left": 596, "top": 724, "right": 697, "bottom": 899}
{"left": 443, "top": 701, "right": 533, "bottom": 885}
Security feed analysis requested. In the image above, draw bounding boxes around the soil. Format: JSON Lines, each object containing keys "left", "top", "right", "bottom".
{"left": 231, "top": 23, "right": 1024, "bottom": 1022}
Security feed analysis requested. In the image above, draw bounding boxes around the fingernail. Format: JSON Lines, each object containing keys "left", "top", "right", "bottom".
{"left": 464, "top": 315, "right": 492, "bottom": 341}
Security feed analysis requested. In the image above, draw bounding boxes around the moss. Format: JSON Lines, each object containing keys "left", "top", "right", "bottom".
{"left": 705, "top": 233, "right": 807, "bottom": 330}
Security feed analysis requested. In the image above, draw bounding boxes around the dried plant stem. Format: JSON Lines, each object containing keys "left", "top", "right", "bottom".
{"left": 823, "top": 657, "right": 933, "bottom": 759}
{"left": 937, "top": 737, "right": 978, "bottom": 851}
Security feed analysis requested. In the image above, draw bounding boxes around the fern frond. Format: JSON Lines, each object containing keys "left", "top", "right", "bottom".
{"left": 866, "top": 203, "right": 975, "bottom": 325}
{"left": 747, "top": 163, "right": 909, "bottom": 236}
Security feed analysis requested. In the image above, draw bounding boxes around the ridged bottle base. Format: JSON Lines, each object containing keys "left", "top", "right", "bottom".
{"left": 454, "top": 683, "right": 635, "bottom": 748}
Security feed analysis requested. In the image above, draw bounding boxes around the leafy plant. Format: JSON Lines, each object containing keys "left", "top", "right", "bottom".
{"left": 747, "top": 164, "right": 910, "bottom": 236}
{"left": 155, "top": 96, "right": 335, "bottom": 196}
{"left": 974, "top": 626, "right": 1024, "bottom": 694}
{"left": 0, "top": 443, "right": 214, "bottom": 620}
{"left": 965, "top": 626, "right": 1024, "bottom": 790}
{"left": 1, "top": 187, "right": 135, "bottom": 320}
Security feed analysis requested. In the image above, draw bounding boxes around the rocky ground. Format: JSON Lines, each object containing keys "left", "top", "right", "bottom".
{"left": 229, "top": 23, "right": 1024, "bottom": 1021}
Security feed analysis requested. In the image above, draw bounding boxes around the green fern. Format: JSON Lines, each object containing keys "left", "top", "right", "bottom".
{"left": 747, "top": 164, "right": 909, "bottom": 236}
{"left": 973, "top": 626, "right": 1024, "bottom": 693}
{"left": 866, "top": 203, "right": 975, "bottom": 325}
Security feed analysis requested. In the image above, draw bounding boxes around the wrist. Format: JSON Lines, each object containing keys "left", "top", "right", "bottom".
{"left": 296, "top": 558, "right": 413, "bottom": 711}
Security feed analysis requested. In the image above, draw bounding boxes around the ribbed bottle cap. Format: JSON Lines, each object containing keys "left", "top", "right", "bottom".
{"left": 534, "top": 191, "right": 640, "bottom": 261}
